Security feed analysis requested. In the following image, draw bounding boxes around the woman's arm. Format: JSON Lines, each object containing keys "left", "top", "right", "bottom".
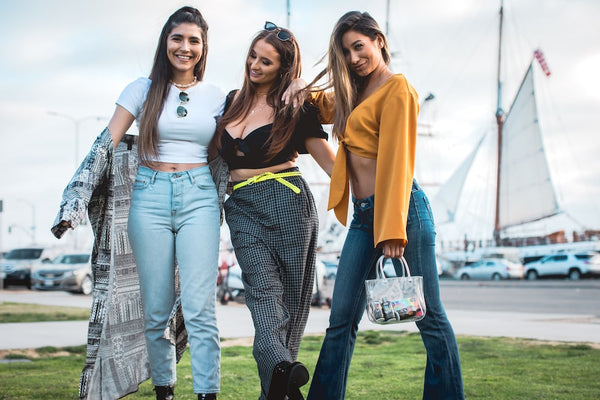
{"left": 283, "top": 79, "right": 336, "bottom": 125}
{"left": 305, "top": 137, "right": 335, "bottom": 177}
{"left": 373, "top": 78, "right": 419, "bottom": 250}
{"left": 310, "top": 91, "right": 335, "bottom": 125}
{"left": 282, "top": 78, "right": 308, "bottom": 108}
{"left": 108, "top": 105, "right": 135, "bottom": 148}
{"left": 51, "top": 127, "right": 115, "bottom": 238}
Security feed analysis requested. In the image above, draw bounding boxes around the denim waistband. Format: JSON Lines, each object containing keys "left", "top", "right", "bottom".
{"left": 137, "top": 165, "right": 210, "bottom": 185}
{"left": 352, "top": 179, "right": 420, "bottom": 210}
{"left": 352, "top": 195, "right": 375, "bottom": 212}
{"left": 411, "top": 179, "right": 421, "bottom": 192}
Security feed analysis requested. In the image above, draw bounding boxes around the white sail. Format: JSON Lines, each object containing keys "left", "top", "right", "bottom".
{"left": 498, "top": 63, "right": 561, "bottom": 229}
{"left": 432, "top": 135, "right": 486, "bottom": 224}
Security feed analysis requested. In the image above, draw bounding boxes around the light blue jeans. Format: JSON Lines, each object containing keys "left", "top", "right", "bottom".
{"left": 308, "top": 180, "right": 464, "bottom": 400}
{"left": 128, "top": 165, "right": 221, "bottom": 393}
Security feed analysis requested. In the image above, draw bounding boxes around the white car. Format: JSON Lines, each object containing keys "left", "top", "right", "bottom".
{"left": 454, "top": 258, "right": 524, "bottom": 281}
{"left": 524, "top": 252, "right": 600, "bottom": 280}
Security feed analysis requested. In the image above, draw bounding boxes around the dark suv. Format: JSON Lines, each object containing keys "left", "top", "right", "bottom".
{"left": 1, "top": 247, "right": 49, "bottom": 289}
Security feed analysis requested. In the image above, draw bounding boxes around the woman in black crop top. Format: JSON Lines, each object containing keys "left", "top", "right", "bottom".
{"left": 211, "top": 22, "right": 334, "bottom": 400}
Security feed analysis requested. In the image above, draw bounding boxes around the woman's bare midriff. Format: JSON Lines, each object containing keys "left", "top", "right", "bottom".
{"left": 142, "top": 161, "right": 207, "bottom": 172}
{"left": 347, "top": 152, "right": 376, "bottom": 200}
{"left": 230, "top": 161, "right": 296, "bottom": 182}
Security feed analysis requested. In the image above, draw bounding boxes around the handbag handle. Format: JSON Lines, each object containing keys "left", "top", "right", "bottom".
{"left": 376, "top": 255, "right": 411, "bottom": 280}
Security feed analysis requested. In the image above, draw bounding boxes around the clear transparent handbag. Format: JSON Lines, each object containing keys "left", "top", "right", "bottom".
{"left": 364, "top": 256, "right": 426, "bottom": 324}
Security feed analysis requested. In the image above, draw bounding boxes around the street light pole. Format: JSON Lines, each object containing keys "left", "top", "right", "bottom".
{"left": 385, "top": 0, "right": 391, "bottom": 37}
{"left": 47, "top": 112, "right": 106, "bottom": 167}
{"left": 17, "top": 199, "right": 36, "bottom": 244}
{"left": 0, "top": 200, "right": 3, "bottom": 252}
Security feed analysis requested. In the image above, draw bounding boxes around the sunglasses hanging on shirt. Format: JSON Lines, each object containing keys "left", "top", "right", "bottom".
{"left": 177, "top": 91, "right": 189, "bottom": 118}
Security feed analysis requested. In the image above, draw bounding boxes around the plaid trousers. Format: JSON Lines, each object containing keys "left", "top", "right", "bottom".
{"left": 225, "top": 168, "right": 318, "bottom": 399}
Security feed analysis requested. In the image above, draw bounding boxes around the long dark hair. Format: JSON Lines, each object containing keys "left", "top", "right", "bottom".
{"left": 214, "top": 27, "right": 302, "bottom": 162}
{"left": 138, "top": 6, "right": 209, "bottom": 162}
{"left": 312, "top": 11, "right": 390, "bottom": 139}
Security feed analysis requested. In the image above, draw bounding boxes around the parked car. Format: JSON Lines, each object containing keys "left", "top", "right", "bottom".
{"left": 454, "top": 258, "right": 524, "bottom": 280}
{"left": 31, "top": 253, "right": 93, "bottom": 294}
{"left": 312, "top": 259, "right": 331, "bottom": 307}
{"left": 382, "top": 258, "right": 444, "bottom": 277}
{"left": 322, "top": 260, "right": 338, "bottom": 280}
{"left": 216, "top": 262, "right": 245, "bottom": 305}
{"left": 216, "top": 259, "right": 331, "bottom": 307}
{"left": 524, "top": 252, "right": 600, "bottom": 280}
{"left": 0, "top": 247, "right": 57, "bottom": 289}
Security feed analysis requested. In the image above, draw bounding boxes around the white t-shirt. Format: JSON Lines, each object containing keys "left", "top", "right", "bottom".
{"left": 116, "top": 77, "right": 225, "bottom": 163}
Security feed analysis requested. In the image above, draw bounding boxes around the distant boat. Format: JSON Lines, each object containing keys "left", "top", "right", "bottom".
{"left": 432, "top": 60, "right": 560, "bottom": 235}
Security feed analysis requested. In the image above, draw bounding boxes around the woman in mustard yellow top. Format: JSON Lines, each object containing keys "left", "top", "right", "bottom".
{"left": 303, "top": 11, "right": 465, "bottom": 400}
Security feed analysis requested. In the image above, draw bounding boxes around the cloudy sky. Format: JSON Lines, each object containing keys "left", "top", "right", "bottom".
{"left": 1, "top": 0, "right": 599, "bottom": 251}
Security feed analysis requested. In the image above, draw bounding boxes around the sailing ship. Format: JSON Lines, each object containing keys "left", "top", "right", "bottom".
{"left": 431, "top": 1, "right": 600, "bottom": 266}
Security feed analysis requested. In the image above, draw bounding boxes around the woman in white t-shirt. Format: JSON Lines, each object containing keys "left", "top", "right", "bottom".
{"left": 103, "top": 7, "right": 223, "bottom": 400}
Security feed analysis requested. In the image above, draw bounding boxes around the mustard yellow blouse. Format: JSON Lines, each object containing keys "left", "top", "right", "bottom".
{"left": 314, "top": 74, "right": 419, "bottom": 248}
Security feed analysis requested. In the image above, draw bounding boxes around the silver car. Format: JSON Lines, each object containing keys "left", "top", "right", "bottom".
{"left": 31, "top": 253, "right": 93, "bottom": 295}
{"left": 454, "top": 258, "right": 524, "bottom": 281}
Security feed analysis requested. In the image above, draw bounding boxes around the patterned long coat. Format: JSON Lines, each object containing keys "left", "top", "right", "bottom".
{"left": 51, "top": 128, "right": 228, "bottom": 399}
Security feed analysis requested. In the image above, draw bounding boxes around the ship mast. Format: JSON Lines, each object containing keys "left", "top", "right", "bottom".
{"left": 493, "top": 0, "right": 505, "bottom": 246}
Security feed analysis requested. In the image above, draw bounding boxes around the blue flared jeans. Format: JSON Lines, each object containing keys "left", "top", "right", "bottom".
{"left": 128, "top": 165, "right": 221, "bottom": 393}
{"left": 307, "top": 180, "right": 464, "bottom": 400}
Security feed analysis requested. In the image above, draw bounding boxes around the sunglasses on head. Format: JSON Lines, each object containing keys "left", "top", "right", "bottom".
{"left": 264, "top": 21, "right": 292, "bottom": 42}
{"left": 177, "top": 91, "right": 189, "bottom": 118}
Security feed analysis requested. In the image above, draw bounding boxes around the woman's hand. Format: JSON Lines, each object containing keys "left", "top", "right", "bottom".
{"left": 60, "top": 220, "right": 72, "bottom": 229}
{"left": 381, "top": 239, "right": 405, "bottom": 259}
{"left": 282, "top": 78, "right": 308, "bottom": 107}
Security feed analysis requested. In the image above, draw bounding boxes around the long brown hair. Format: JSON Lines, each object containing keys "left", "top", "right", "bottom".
{"left": 312, "top": 11, "right": 390, "bottom": 139}
{"left": 214, "top": 27, "right": 303, "bottom": 161}
{"left": 138, "top": 6, "right": 209, "bottom": 163}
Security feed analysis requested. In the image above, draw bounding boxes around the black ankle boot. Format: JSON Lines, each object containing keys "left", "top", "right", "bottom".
{"left": 267, "top": 361, "right": 309, "bottom": 400}
{"left": 197, "top": 394, "right": 217, "bottom": 400}
{"left": 154, "top": 385, "right": 174, "bottom": 400}
{"left": 286, "top": 362, "right": 309, "bottom": 400}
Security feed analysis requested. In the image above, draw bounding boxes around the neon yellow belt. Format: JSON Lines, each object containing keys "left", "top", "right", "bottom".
{"left": 232, "top": 171, "right": 302, "bottom": 193}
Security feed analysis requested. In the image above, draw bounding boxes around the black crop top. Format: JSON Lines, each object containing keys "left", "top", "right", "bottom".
{"left": 220, "top": 90, "right": 328, "bottom": 170}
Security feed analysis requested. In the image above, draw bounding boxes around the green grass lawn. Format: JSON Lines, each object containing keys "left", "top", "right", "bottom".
{"left": 1, "top": 331, "right": 598, "bottom": 399}
{"left": 0, "top": 302, "right": 90, "bottom": 323}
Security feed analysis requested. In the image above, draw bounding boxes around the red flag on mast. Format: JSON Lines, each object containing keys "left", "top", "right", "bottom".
{"left": 534, "top": 49, "right": 551, "bottom": 76}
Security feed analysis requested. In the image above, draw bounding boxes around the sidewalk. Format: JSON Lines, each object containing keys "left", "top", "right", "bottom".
{"left": 1, "top": 297, "right": 599, "bottom": 350}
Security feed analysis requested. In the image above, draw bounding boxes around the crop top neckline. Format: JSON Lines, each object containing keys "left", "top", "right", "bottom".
{"left": 219, "top": 88, "right": 328, "bottom": 170}
{"left": 224, "top": 123, "right": 273, "bottom": 142}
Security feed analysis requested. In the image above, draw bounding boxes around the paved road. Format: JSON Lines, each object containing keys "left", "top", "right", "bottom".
{"left": 1, "top": 280, "right": 599, "bottom": 350}
{"left": 439, "top": 279, "right": 600, "bottom": 315}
